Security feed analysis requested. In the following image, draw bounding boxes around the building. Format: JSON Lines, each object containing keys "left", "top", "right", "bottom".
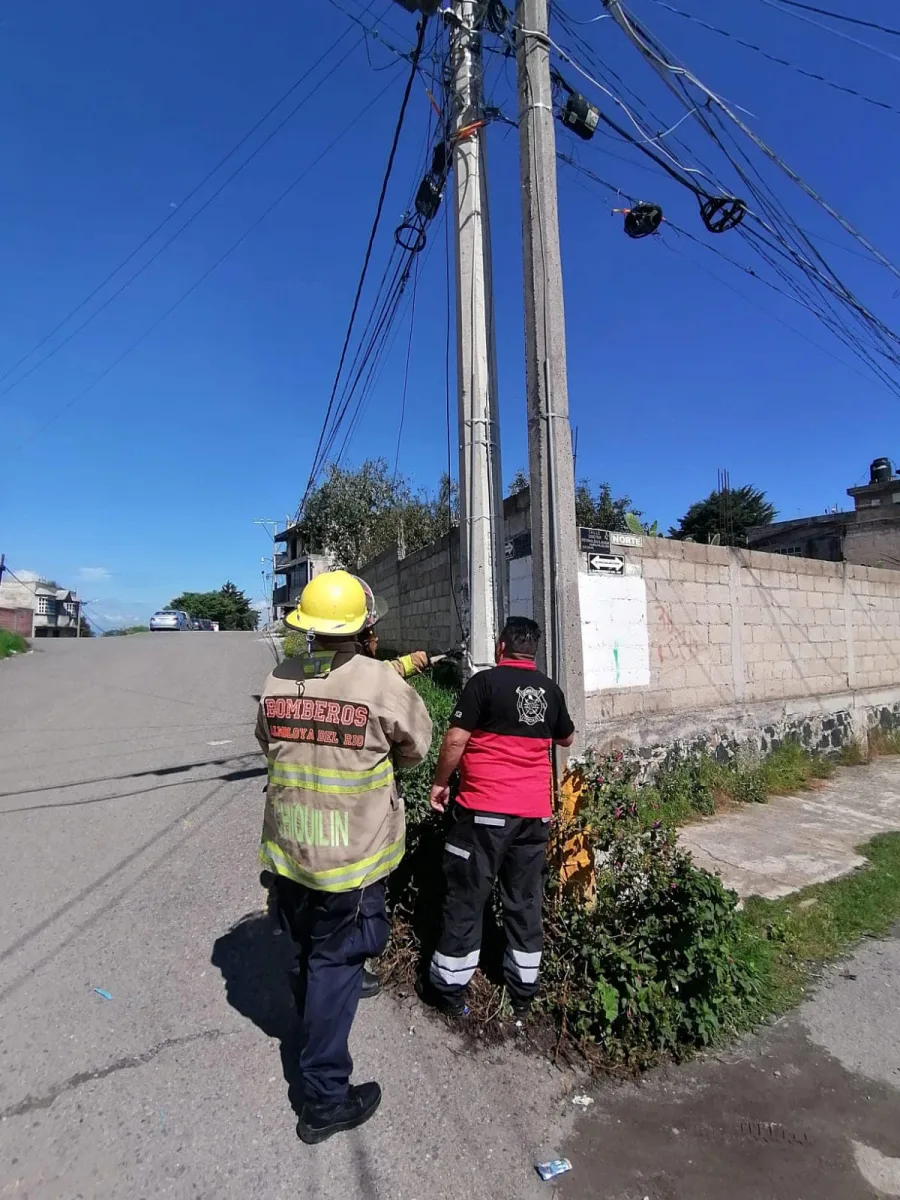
{"left": 747, "top": 457, "right": 900, "bottom": 569}
{"left": 270, "top": 524, "right": 332, "bottom": 623}
{"left": 0, "top": 574, "right": 84, "bottom": 638}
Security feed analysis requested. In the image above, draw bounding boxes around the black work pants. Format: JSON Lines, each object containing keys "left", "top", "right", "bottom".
{"left": 275, "top": 876, "right": 390, "bottom": 1111}
{"left": 429, "top": 805, "right": 551, "bottom": 1004}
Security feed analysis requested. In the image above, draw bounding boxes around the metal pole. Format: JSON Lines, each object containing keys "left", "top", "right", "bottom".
{"left": 451, "top": 0, "right": 506, "bottom": 674}
{"left": 516, "top": 0, "right": 585, "bottom": 742}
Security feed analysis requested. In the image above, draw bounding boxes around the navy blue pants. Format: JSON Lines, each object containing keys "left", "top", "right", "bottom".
{"left": 275, "top": 876, "right": 390, "bottom": 1110}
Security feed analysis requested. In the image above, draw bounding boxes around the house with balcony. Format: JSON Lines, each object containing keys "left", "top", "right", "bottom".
{"left": 0, "top": 575, "right": 83, "bottom": 638}
{"left": 272, "top": 524, "right": 332, "bottom": 622}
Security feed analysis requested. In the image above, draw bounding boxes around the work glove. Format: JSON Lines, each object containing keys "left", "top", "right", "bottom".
{"left": 394, "top": 650, "right": 430, "bottom": 679}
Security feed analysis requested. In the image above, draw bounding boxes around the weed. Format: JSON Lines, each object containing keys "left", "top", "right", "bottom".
{"left": 869, "top": 727, "right": 900, "bottom": 757}
{"left": 0, "top": 630, "right": 27, "bottom": 659}
{"left": 838, "top": 740, "right": 869, "bottom": 766}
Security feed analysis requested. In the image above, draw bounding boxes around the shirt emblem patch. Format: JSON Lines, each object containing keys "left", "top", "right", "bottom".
{"left": 516, "top": 685, "right": 547, "bottom": 726}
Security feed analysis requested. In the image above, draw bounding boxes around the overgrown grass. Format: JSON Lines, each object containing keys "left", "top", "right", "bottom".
{"left": 637, "top": 741, "right": 834, "bottom": 828}
{"left": 870, "top": 727, "right": 900, "bottom": 757}
{"left": 739, "top": 833, "right": 900, "bottom": 1014}
{"left": 0, "top": 630, "right": 27, "bottom": 659}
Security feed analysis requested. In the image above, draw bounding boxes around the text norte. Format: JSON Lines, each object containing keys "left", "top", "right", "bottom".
{"left": 274, "top": 802, "right": 350, "bottom": 848}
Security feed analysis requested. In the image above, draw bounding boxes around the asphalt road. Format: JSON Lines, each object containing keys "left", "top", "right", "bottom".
{"left": 1, "top": 635, "right": 899, "bottom": 1199}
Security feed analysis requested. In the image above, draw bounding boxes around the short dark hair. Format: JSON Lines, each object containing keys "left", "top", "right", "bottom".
{"left": 499, "top": 616, "right": 541, "bottom": 657}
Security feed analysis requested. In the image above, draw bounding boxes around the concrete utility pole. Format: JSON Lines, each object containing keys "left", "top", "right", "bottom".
{"left": 451, "top": 0, "right": 506, "bottom": 674}
{"left": 253, "top": 518, "right": 279, "bottom": 628}
{"left": 516, "top": 0, "right": 585, "bottom": 738}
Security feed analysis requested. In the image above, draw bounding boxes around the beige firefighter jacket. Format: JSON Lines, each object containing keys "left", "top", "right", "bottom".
{"left": 256, "top": 648, "right": 433, "bottom": 893}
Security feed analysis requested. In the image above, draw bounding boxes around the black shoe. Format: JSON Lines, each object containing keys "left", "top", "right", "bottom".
{"left": 510, "top": 996, "right": 533, "bottom": 1018}
{"left": 415, "top": 974, "right": 468, "bottom": 1017}
{"left": 361, "top": 967, "right": 381, "bottom": 1000}
{"left": 296, "top": 1082, "right": 382, "bottom": 1144}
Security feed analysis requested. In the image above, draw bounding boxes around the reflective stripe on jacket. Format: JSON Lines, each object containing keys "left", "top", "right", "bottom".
{"left": 256, "top": 651, "right": 433, "bottom": 893}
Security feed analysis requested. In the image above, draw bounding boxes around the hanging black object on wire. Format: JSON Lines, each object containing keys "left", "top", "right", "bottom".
{"left": 700, "top": 195, "right": 747, "bottom": 233}
{"left": 614, "top": 202, "right": 664, "bottom": 239}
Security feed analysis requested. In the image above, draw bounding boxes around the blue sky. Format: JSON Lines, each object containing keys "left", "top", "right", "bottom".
{"left": 2, "top": 0, "right": 898, "bottom": 627}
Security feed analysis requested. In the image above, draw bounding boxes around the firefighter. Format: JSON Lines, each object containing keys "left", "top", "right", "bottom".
{"left": 352, "top": 576, "right": 430, "bottom": 681}
{"left": 256, "top": 570, "right": 433, "bottom": 1143}
{"left": 422, "top": 616, "right": 575, "bottom": 1017}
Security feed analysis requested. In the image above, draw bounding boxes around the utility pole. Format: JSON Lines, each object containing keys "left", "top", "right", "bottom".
{"left": 516, "top": 0, "right": 585, "bottom": 739}
{"left": 253, "top": 518, "right": 280, "bottom": 628}
{"left": 451, "top": 0, "right": 506, "bottom": 673}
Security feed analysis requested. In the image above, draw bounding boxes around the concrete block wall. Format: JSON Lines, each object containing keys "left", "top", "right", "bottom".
{"left": 361, "top": 532, "right": 461, "bottom": 655}
{"left": 583, "top": 537, "right": 900, "bottom": 754}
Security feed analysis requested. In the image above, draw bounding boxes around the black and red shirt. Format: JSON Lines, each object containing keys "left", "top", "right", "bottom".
{"left": 449, "top": 659, "right": 575, "bottom": 818}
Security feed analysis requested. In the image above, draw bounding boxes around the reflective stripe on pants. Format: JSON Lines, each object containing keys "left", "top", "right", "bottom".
{"left": 429, "top": 805, "right": 550, "bottom": 1004}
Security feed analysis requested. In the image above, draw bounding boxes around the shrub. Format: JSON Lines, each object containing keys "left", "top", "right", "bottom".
{"left": 0, "top": 630, "right": 27, "bottom": 659}
{"left": 541, "top": 753, "right": 760, "bottom": 1064}
{"left": 386, "top": 691, "right": 761, "bottom": 1066}
{"left": 282, "top": 631, "right": 305, "bottom": 658}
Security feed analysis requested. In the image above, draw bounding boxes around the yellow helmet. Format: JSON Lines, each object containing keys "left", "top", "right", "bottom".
{"left": 285, "top": 571, "right": 369, "bottom": 635}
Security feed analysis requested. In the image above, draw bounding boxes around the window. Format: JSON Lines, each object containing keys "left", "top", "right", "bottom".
{"left": 772, "top": 546, "right": 803, "bottom": 557}
{"left": 36, "top": 595, "right": 56, "bottom": 615}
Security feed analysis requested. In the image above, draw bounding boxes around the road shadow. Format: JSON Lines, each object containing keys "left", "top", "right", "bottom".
{"left": 211, "top": 909, "right": 305, "bottom": 1115}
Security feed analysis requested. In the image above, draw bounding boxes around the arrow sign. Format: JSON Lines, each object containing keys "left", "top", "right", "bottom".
{"left": 588, "top": 553, "right": 625, "bottom": 574}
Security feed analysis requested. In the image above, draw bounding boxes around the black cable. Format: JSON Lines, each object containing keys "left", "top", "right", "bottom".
{"left": 758, "top": 0, "right": 900, "bottom": 37}
{"left": 297, "top": 17, "right": 429, "bottom": 518}
{"left": 0, "top": 13, "right": 381, "bottom": 397}
{"left": 393, "top": 257, "right": 420, "bottom": 481}
{"left": 645, "top": 0, "right": 900, "bottom": 117}
{"left": 444, "top": 192, "right": 465, "bottom": 640}
{"left": 11, "top": 68, "right": 405, "bottom": 453}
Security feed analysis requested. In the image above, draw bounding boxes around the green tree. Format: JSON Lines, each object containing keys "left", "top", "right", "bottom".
{"left": 168, "top": 582, "right": 259, "bottom": 631}
{"left": 507, "top": 467, "right": 529, "bottom": 497}
{"left": 669, "top": 485, "right": 777, "bottom": 547}
{"left": 297, "top": 459, "right": 457, "bottom": 570}
{"left": 575, "top": 479, "right": 643, "bottom": 532}
{"left": 508, "top": 470, "right": 644, "bottom": 533}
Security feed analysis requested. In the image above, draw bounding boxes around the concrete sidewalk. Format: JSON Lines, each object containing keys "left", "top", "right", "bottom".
{"left": 680, "top": 757, "right": 900, "bottom": 900}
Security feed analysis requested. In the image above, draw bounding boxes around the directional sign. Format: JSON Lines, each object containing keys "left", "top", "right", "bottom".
{"left": 588, "top": 553, "right": 625, "bottom": 575}
{"left": 610, "top": 531, "right": 642, "bottom": 548}
{"left": 579, "top": 526, "right": 611, "bottom": 554}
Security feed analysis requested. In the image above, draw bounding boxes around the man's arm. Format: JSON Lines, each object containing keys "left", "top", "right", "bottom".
{"left": 553, "top": 688, "right": 576, "bottom": 748}
{"left": 429, "top": 673, "right": 485, "bottom": 813}
{"left": 381, "top": 670, "right": 434, "bottom": 768}
{"left": 255, "top": 703, "right": 269, "bottom": 756}
{"left": 430, "top": 727, "right": 472, "bottom": 813}
{"left": 389, "top": 651, "right": 429, "bottom": 680}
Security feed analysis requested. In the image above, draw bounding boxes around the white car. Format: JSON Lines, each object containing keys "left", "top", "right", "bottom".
{"left": 149, "top": 610, "right": 192, "bottom": 632}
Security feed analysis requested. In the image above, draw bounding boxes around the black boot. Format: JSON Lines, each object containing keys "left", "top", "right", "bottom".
{"left": 361, "top": 967, "right": 381, "bottom": 1000}
{"left": 296, "top": 1082, "right": 382, "bottom": 1144}
{"left": 415, "top": 974, "right": 468, "bottom": 1017}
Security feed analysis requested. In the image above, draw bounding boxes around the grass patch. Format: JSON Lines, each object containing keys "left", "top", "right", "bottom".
{"left": 870, "top": 727, "right": 900, "bottom": 757}
{"left": 740, "top": 832, "right": 900, "bottom": 1012}
{"left": 0, "top": 630, "right": 27, "bottom": 659}
{"left": 633, "top": 741, "right": 835, "bottom": 829}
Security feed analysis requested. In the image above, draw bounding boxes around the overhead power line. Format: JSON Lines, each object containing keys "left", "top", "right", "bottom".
{"left": 645, "top": 0, "right": 900, "bottom": 117}
{"left": 0, "top": 9, "right": 382, "bottom": 395}
{"left": 603, "top": 1, "right": 900, "bottom": 282}
{"left": 752, "top": 0, "right": 900, "bottom": 65}
{"left": 757, "top": 0, "right": 900, "bottom": 38}
{"left": 11, "top": 68, "right": 405, "bottom": 453}
{"left": 296, "top": 17, "right": 430, "bottom": 519}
